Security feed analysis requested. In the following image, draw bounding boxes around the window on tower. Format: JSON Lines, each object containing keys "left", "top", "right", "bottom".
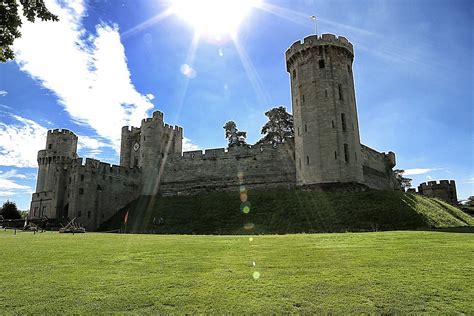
{"left": 292, "top": 70, "right": 296, "bottom": 79}
{"left": 338, "top": 84, "right": 344, "bottom": 101}
{"left": 307, "top": 156, "right": 310, "bottom": 165}
{"left": 344, "top": 144, "right": 349, "bottom": 163}
{"left": 341, "top": 113, "right": 347, "bottom": 132}
{"left": 319, "top": 59, "right": 325, "bottom": 68}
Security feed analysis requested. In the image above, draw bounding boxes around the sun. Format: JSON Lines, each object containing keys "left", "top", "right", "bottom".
{"left": 170, "top": 0, "right": 261, "bottom": 40}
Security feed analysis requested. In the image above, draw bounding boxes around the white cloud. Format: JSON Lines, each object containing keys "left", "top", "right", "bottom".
{"left": 182, "top": 138, "right": 200, "bottom": 151}
{"left": 0, "top": 90, "right": 7, "bottom": 97}
{"left": 0, "top": 170, "right": 33, "bottom": 197}
{"left": 13, "top": 0, "right": 154, "bottom": 152}
{"left": 0, "top": 114, "right": 47, "bottom": 168}
{"left": 180, "top": 64, "right": 197, "bottom": 79}
{"left": 146, "top": 94, "right": 155, "bottom": 101}
{"left": 77, "top": 135, "right": 114, "bottom": 157}
{"left": 0, "top": 178, "right": 31, "bottom": 191}
{"left": 404, "top": 168, "right": 441, "bottom": 176}
{"left": 0, "top": 112, "right": 111, "bottom": 167}
{"left": 0, "top": 170, "right": 36, "bottom": 180}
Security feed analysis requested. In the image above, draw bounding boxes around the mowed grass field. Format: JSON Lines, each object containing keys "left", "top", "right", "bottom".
{"left": 1, "top": 230, "right": 473, "bottom": 314}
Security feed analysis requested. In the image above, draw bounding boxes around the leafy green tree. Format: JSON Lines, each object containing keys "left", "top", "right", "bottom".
{"left": 223, "top": 121, "right": 247, "bottom": 148}
{"left": 393, "top": 169, "right": 412, "bottom": 191}
{"left": 1, "top": 0, "right": 58, "bottom": 62}
{"left": 257, "top": 106, "right": 294, "bottom": 145}
{"left": 0, "top": 200, "right": 22, "bottom": 219}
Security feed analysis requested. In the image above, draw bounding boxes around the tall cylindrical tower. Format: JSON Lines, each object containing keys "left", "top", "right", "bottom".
{"left": 36, "top": 129, "right": 78, "bottom": 192}
{"left": 285, "top": 34, "right": 363, "bottom": 186}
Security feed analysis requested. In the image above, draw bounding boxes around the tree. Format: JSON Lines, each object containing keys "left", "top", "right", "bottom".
{"left": 257, "top": 106, "right": 294, "bottom": 145}
{"left": 223, "top": 121, "right": 247, "bottom": 148}
{"left": 1, "top": 0, "right": 58, "bottom": 62}
{"left": 393, "top": 169, "right": 412, "bottom": 191}
{"left": 0, "top": 201, "right": 22, "bottom": 220}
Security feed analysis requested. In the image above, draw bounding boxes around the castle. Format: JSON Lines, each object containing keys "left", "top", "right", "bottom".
{"left": 30, "top": 33, "right": 436, "bottom": 230}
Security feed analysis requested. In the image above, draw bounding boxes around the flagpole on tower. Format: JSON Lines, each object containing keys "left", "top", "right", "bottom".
{"left": 310, "top": 15, "right": 318, "bottom": 36}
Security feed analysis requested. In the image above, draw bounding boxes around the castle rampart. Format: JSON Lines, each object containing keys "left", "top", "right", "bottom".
{"left": 360, "top": 145, "right": 397, "bottom": 190}
{"left": 160, "top": 142, "right": 296, "bottom": 196}
{"left": 417, "top": 180, "right": 457, "bottom": 205}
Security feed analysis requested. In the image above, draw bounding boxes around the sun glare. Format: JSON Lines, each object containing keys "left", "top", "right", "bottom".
{"left": 171, "top": 0, "right": 261, "bottom": 40}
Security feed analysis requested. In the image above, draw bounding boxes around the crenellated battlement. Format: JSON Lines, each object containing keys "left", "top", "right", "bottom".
{"left": 285, "top": 33, "right": 354, "bottom": 64}
{"left": 121, "top": 126, "right": 141, "bottom": 133}
{"left": 416, "top": 180, "right": 458, "bottom": 205}
{"left": 168, "top": 142, "right": 294, "bottom": 162}
{"left": 72, "top": 157, "right": 141, "bottom": 178}
{"left": 47, "top": 128, "right": 78, "bottom": 138}
{"left": 419, "top": 180, "right": 456, "bottom": 188}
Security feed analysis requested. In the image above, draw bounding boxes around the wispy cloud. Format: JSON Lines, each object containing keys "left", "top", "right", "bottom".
{"left": 13, "top": 0, "right": 154, "bottom": 152}
{"left": 404, "top": 168, "right": 442, "bottom": 176}
{"left": 182, "top": 137, "right": 200, "bottom": 151}
{"left": 77, "top": 135, "right": 114, "bottom": 158}
{"left": 0, "top": 112, "right": 115, "bottom": 168}
{"left": 0, "top": 90, "right": 7, "bottom": 97}
{"left": 0, "top": 114, "right": 47, "bottom": 168}
{"left": 0, "top": 170, "right": 33, "bottom": 197}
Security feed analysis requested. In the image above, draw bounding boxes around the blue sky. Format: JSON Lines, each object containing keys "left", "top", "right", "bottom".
{"left": 0, "top": 0, "right": 472, "bottom": 209}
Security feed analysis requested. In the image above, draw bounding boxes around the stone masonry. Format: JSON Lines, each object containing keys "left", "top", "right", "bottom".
{"left": 30, "top": 33, "right": 404, "bottom": 231}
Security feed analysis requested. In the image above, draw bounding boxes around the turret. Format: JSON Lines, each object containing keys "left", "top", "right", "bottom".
{"left": 286, "top": 34, "right": 363, "bottom": 185}
{"left": 32, "top": 129, "right": 78, "bottom": 219}
{"left": 36, "top": 129, "right": 78, "bottom": 192}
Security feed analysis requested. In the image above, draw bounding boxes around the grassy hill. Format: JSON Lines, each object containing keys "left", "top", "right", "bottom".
{"left": 100, "top": 189, "right": 473, "bottom": 234}
{"left": 1, "top": 231, "right": 472, "bottom": 314}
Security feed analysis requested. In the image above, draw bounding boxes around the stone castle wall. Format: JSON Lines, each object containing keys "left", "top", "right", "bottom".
{"left": 31, "top": 154, "right": 142, "bottom": 231}
{"left": 360, "top": 145, "right": 397, "bottom": 190}
{"left": 417, "top": 180, "right": 458, "bottom": 205}
{"left": 159, "top": 142, "right": 296, "bottom": 196}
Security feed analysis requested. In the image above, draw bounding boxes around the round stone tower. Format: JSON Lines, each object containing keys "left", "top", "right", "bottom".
{"left": 285, "top": 34, "right": 363, "bottom": 186}
{"left": 36, "top": 129, "right": 78, "bottom": 193}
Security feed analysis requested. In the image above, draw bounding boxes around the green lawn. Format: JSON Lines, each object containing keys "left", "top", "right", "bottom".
{"left": 1, "top": 230, "right": 473, "bottom": 314}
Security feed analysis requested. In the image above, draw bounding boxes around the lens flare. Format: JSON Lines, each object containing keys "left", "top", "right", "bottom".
{"left": 240, "top": 201, "right": 251, "bottom": 214}
{"left": 244, "top": 222, "right": 255, "bottom": 230}
{"left": 252, "top": 271, "right": 261, "bottom": 280}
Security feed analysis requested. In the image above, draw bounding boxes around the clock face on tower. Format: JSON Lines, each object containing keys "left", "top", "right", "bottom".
{"left": 133, "top": 142, "right": 140, "bottom": 152}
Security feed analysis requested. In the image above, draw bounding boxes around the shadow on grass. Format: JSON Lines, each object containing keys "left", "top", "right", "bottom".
{"left": 100, "top": 189, "right": 461, "bottom": 235}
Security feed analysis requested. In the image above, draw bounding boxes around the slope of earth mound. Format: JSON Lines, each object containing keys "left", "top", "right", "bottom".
{"left": 99, "top": 190, "right": 473, "bottom": 234}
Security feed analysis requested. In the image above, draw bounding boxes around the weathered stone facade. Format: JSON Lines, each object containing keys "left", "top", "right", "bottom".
{"left": 29, "top": 33, "right": 401, "bottom": 231}
{"left": 406, "top": 180, "right": 458, "bottom": 205}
